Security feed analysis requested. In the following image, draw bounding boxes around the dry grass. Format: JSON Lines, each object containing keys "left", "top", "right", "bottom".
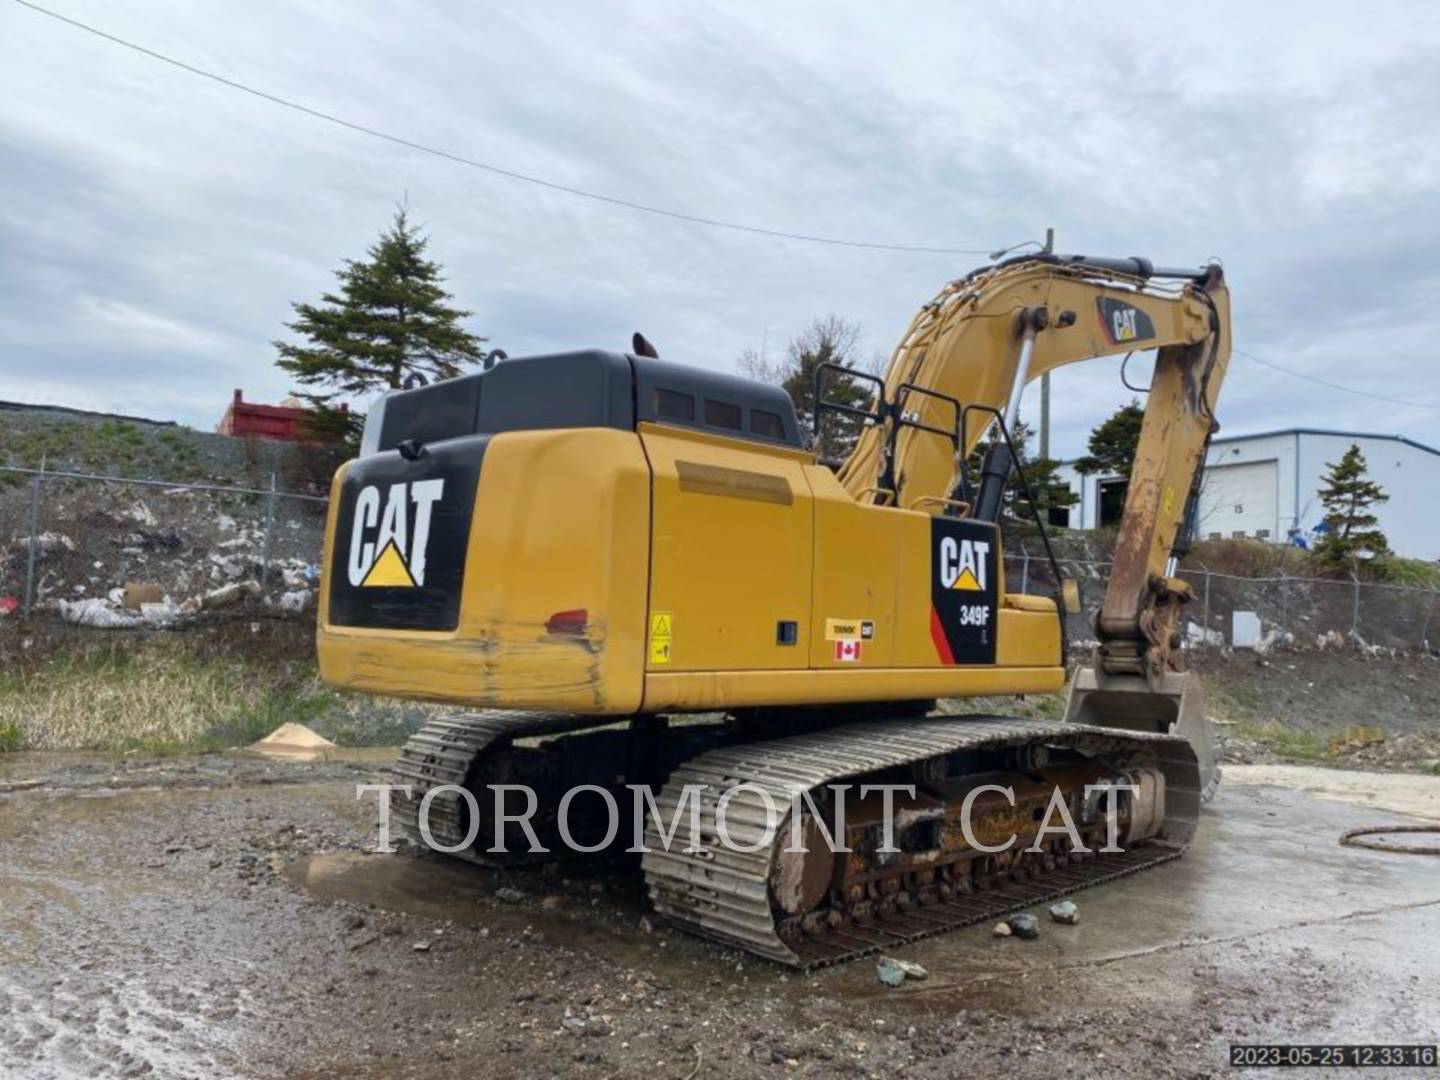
{"left": 0, "top": 640, "right": 429, "bottom": 752}
{"left": 939, "top": 692, "right": 1068, "bottom": 720}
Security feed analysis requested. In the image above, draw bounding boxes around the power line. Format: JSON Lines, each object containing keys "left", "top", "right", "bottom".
{"left": 21, "top": 1, "right": 1440, "bottom": 409}
{"left": 14, "top": 0, "right": 998, "bottom": 256}
{"left": 1235, "top": 348, "right": 1440, "bottom": 411}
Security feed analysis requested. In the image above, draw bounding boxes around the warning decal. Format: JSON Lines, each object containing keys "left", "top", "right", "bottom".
{"left": 825, "top": 618, "right": 876, "bottom": 641}
{"left": 649, "top": 611, "right": 673, "bottom": 666}
{"left": 930, "top": 518, "right": 999, "bottom": 665}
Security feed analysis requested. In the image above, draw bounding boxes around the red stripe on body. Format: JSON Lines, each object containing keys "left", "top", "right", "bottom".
{"left": 929, "top": 606, "right": 955, "bottom": 665}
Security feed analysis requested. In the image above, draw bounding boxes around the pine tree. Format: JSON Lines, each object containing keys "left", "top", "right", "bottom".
{"left": 964, "top": 419, "right": 1076, "bottom": 521}
{"left": 1074, "top": 400, "right": 1145, "bottom": 476}
{"left": 275, "top": 209, "right": 486, "bottom": 437}
{"left": 739, "top": 315, "right": 874, "bottom": 460}
{"left": 1314, "top": 443, "right": 1389, "bottom": 568}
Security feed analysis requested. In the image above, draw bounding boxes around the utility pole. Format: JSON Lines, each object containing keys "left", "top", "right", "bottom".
{"left": 1038, "top": 227, "right": 1054, "bottom": 459}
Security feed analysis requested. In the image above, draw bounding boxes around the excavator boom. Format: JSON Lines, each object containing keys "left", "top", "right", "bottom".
{"left": 836, "top": 253, "right": 1230, "bottom": 793}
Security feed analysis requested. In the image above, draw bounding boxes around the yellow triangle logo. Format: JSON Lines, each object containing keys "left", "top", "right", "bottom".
{"left": 360, "top": 540, "right": 417, "bottom": 588}
{"left": 951, "top": 566, "right": 982, "bottom": 591}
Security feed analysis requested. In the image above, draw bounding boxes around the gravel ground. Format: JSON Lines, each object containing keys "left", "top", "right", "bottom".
{"left": 2, "top": 751, "right": 1437, "bottom": 1079}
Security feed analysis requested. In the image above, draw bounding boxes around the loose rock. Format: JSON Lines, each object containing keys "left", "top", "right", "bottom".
{"left": 876, "top": 958, "right": 907, "bottom": 987}
{"left": 1049, "top": 900, "right": 1080, "bottom": 925}
{"left": 1007, "top": 913, "right": 1041, "bottom": 939}
{"left": 876, "top": 956, "right": 927, "bottom": 985}
{"left": 992, "top": 921, "right": 1013, "bottom": 938}
{"left": 494, "top": 887, "right": 527, "bottom": 903}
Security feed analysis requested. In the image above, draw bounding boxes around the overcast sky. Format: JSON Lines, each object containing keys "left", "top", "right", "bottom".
{"left": 3, "top": 1, "right": 1440, "bottom": 459}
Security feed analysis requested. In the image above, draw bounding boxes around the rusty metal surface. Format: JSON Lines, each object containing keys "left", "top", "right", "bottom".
{"left": 641, "top": 716, "right": 1200, "bottom": 967}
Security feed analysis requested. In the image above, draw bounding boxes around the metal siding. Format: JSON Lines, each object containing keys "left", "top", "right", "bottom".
{"left": 1197, "top": 460, "right": 1279, "bottom": 539}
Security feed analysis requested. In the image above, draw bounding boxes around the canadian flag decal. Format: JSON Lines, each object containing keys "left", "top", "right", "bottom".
{"left": 834, "top": 640, "right": 862, "bottom": 663}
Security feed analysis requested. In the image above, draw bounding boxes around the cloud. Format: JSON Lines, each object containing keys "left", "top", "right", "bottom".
{"left": 2, "top": 0, "right": 1439, "bottom": 457}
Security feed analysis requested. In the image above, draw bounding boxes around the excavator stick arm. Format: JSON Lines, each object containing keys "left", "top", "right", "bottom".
{"left": 837, "top": 255, "right": 1230, "bottom": 794}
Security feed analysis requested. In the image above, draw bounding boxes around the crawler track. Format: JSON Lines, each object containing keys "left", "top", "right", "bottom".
{"left": 390, "top": 711, "right": 1200, "bottom": 966}
{"left": 641, "top": 716, "right": 1199, "bottom": 967}
{"left": 388, "top": 710, "right": 616, "bottom": 863}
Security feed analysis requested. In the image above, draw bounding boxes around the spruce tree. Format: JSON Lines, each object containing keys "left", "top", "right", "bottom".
{"left": 1314, "top": 443, "right": 1389, "bottom": 568}
{"left": 739, "top": 315, "right": 874, "bottom": 460}
{"left": 1074, "top": 400, "right": 1145, "bottom": 476}
{"left": 965, "top": 419, "right": 1076, "bottom": 521}
{"left": 275, "top": 209, "right": 486, "bottom": 436}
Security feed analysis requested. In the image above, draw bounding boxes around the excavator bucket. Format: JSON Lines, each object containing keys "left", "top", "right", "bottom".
{"left": 1064, "top": 667, "right": 1219, "bottom": 800}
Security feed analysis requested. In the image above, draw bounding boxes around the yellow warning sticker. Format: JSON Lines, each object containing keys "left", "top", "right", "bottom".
{"left": 649, "top": 611, "right": 673, "bottom": 665}
{"left": 825, "top": 618, "right": 862, "bottom": 642}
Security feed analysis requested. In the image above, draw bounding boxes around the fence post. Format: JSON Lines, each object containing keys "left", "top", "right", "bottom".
{"left": 21, "top": 454, "right": 45, "bottom": 619}
{"left": 261, "top": 471, "right": 277, "bottom": 585}
{"left": 1199, "top": 563, "right": 1211, "bottom": 649}
{"left": 1278, "top": 572, "right": 1288, "bottom": 630}
{"left": 1019, "top": 543, "right": 1030, "bottom": 594}
{"left": 1421, "top": 589, "right": 1438, "bottom": 652}
{"left": 1349, "top": 571, "right": 1361, "bottom": 642}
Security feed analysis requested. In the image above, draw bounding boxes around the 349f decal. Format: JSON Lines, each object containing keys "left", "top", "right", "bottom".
{"left": 930, "top": 519, "right": 999, "bottom": 665}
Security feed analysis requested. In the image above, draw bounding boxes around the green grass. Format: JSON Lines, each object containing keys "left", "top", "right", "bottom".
{"left": 0, "top": 416, "right": 208, "bottom": 482}
{"left": 1375, "top": 555, "right": 1440, "bottom": 590}
{"left": 0, "top": 719, "right": 23, "bottom": 753}
{"left": 1232, "top": 719, "right": 1330, "bottom": 762}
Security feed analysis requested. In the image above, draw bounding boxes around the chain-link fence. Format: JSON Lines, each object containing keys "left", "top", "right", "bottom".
{"left": 0, "top": 463, "right": 327, "bottom": 631}
{"left": 4, "top": 463, "right": 1435, "bottom": 652}
{"left": 1005, "top": 546, "right": 1440, "bottom": 654}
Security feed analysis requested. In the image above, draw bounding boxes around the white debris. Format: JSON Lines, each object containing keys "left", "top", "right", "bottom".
{"left": 216, "top": 514, "right": 237, "bottom": 531}
{"left": 139, "top": 600, "right": 183, "bottom": 626}
{"left": 202, "top": 580, "right": 261, "bottom": 609}
{"left": 57, "top": 598, "right": 141, "bottom": 629}
{"left": 1185, "top": 622, "right": 1224, "bottom": 647}
{"left": 34, "top": 532, "right": 76, "bottom": 554}
{"left": 1254, "top": 628, "right": 1294, "bottom": 656}
{"left": 124, "top": 501, "right": 157, "bottom": 526}
{"left": 208, "top": 554, "right": 247, "bottom": 581}
{"left": 277, "top": 589, "right": 313, "bottom": 613}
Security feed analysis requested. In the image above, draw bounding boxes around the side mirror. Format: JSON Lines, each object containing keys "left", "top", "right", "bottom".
{"left": 1061, "top": 578, "right": 1082, "bottom": 615}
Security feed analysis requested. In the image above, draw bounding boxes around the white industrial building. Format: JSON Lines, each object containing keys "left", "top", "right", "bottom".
{"left": 1053, "top": 428, "right": 1440, "bottom": 560}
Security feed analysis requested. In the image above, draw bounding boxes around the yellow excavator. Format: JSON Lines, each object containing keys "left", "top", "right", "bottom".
{"left": 317, "top": 252, "right": 1229, "bottom": 966}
